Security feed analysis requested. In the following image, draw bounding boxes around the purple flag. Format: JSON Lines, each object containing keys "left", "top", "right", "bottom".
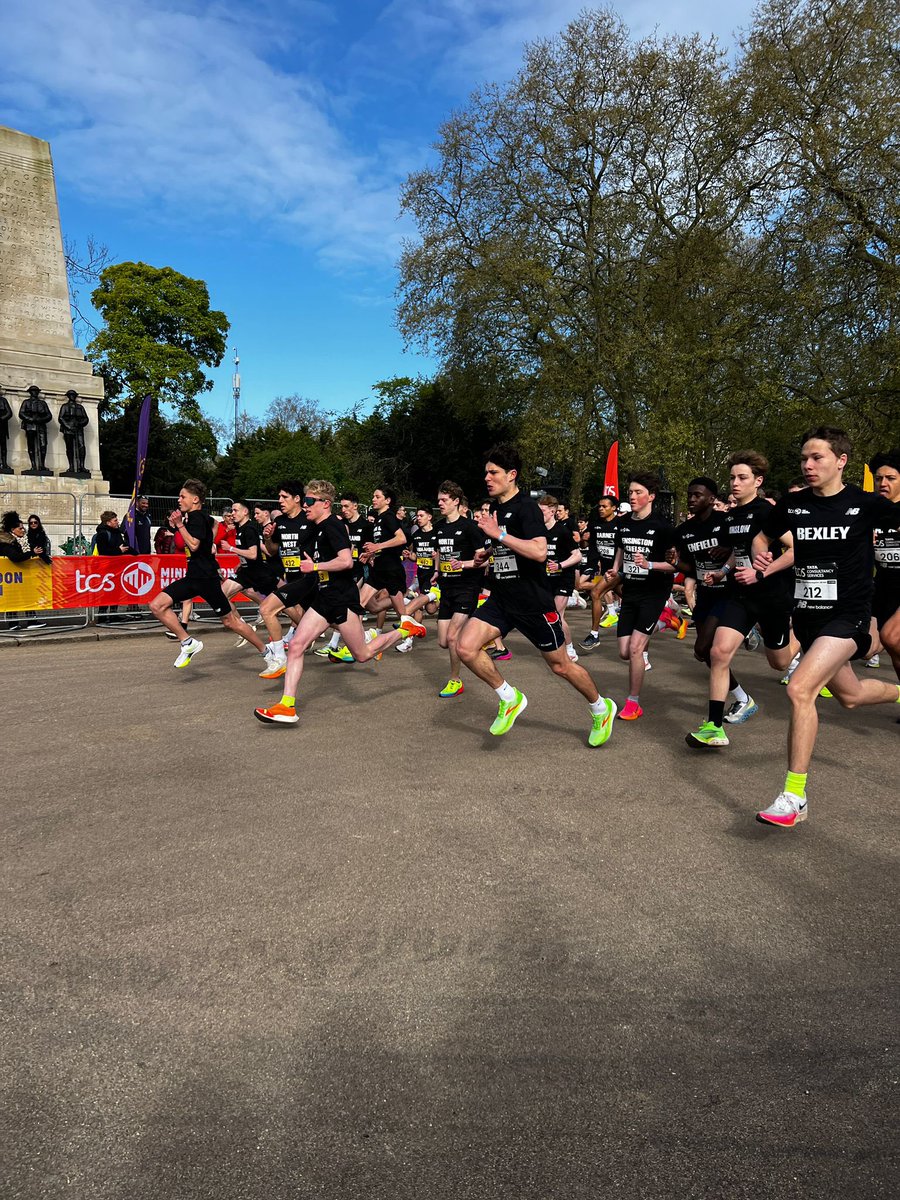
{"left": 123, "top": 395, "right": 152, "bottom": 550}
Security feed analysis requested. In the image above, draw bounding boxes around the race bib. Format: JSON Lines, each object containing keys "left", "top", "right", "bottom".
{"left": 416, "top": 555, "right": 433, "bottom": 568}
{"left": 492, "top": 550, "right": 517, "bottom": 577}
{"left": 623, "top": 557, "right": 648, "bottom": 578}
{"left": 281, "top": 555, "right": 302, "bottom": 569}
{"left": 735, "top": 554, "right": 752, "bottom": 571}
{"left": 439, "top": 561, "right": 461, "bottom": 574}
{"left": 794, "top": 563, "right": 837, "bottom": 606}
{"left": 351, "top": 547, "right": 359, "bottom": 559}
{"left": 875, "top": 544, "right": 900, "bottom": 567}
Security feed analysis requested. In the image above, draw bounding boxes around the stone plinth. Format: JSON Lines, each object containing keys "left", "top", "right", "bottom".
{"left": 0, "top": 125, "right": 108, "bottom": 514}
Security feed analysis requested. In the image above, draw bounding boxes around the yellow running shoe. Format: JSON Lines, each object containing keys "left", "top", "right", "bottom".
{"left": 439, "top": 678, "right": 465, "bottom": 698}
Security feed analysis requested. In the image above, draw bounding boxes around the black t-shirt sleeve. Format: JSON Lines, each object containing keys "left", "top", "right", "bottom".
{"left": 518, "top": 499, "right": 547, "bottom": 542}
{"left": 556, "top": 527, "right": 575, "bottom": 559}
{"left": 868, "top": 494, "right": 900, "bottom": 529}
{"left": 323, "top": 518, "right": 351, "bottom": 558}
{"left": 380, "top": 512, "right": 401, "bottom": 540}
{"left": 760, "top": 497, "right": 790, "bottom": 540}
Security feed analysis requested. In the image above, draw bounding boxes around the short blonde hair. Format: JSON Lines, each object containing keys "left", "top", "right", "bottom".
{"left": 306, "top": 480, "right": 336, "bottom": 504}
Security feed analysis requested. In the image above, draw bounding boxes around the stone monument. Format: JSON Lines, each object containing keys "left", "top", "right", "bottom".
{"left": 0, "top": 124, "right": 109, "bottom": 521}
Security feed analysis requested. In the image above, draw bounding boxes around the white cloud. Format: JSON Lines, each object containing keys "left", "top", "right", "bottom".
{"left": 1, "top": 0, "right": 406, "bottom": 266}
{"left": 1, "top": 0, "right": 757, "bottom": 271}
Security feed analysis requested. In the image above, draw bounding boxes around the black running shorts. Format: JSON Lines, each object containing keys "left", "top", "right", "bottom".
{"left": 793, "top": 610, "right": 873, "bottom": 661}
{"left": 274, "top": 575, "right": 318, "bottom": 610}
{"left": 475, "top": 594, "right": 565, "bottom": 654}
{"left": 310, "top": 588, "right": 366, "bottom": 627}
{"left": 367, "top": 561, "right": 407, "bottom": 597}
{"left": 617, "top": 592, "right": 668, "bottom": 638}
{"left": 438, "top": 582, "right": 480, "bottom": 621}
{"left": 717, "top": 590, "right": 793, "bottom": 651}
{"left": 235, "top": 565, "right": 278, "bottom": 596}
{"left": 164, "top": 575, "right": 231, "bottom": 618}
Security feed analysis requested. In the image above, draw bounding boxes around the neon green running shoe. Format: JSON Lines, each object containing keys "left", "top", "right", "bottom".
{"left": 588, "top": 698, "right": 617, "bottom": 747}
{"left": 819, "top": 685, "right": 833, "bottom": 698}
{"left": 328, "top": 645, "right": 355, "bottom": 663}
{"left": 439, "top": 678, "right": 464, "bottom": 698}
{"left": 685, "top": 720, "right": 730, "bottom": 749}
{"left": 599, "top": 611, "right": 618, "bottom": 629}
{"left": 489, "top": 688, "right": 527, "bottom": 735}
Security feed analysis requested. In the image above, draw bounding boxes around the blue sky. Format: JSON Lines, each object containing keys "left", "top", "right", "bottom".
{"left": 3, "top": 0, "right": 756, "bottom": 437}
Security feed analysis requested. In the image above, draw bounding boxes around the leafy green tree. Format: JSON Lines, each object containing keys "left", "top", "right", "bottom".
{"left": 88, "top": 262, "right": 229, "bottom": 418}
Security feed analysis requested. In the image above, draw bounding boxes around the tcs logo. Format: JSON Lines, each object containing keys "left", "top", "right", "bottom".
{"left": 122, "top": 562, "right": 156, "bottom": 597}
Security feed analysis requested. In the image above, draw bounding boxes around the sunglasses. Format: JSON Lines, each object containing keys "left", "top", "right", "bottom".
{"left": 302, "top": 496, "right": 324, "bottom": 506}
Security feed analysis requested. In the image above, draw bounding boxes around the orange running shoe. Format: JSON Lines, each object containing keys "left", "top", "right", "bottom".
{"left": 399, "top": 617, "right": 427, "bottom": 639}
{"left": 617, "top": 699, "right": 643, "bottom": 720}
{"left": 254, "top": 702, "right": 298, "bottom": 725}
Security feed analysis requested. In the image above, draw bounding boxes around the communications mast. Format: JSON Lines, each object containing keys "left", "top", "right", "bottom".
{"left": 232, "top": 348, "right": 241, "bottom": 443}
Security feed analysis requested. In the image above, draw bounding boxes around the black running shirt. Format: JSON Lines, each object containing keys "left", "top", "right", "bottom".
{"left": 614, "top": 513, "right": 676, "bottom": 597}
{"left": 182, "top": 510, "right": 218, "bottom": 580}
{"left": 369, "top": 508, "right": 406, "bottom": 566}
{"left": 272, "top": 513, "right": 315, "bottom": 580}
{"left": 675, "top": 511, "right": 730, "bottom": 593}
{"left": 489, "top": 491, "right": 553, "bottom": 610}
{"left": 585, "top": 513, "right": 616, "bottom": 569}
{"left": 761, "top": 485, "right": 900, "bottom": 613}
{"left": 723, "top": 496, "right": 792, "bottom": 599}
{"left": 341, "top": 515, "right": 368, "bottom": 565}
{"left": 312, "top": 516, "right": 356, "bottom": 600}
{"left": 544, "top": 519, "right": 577, "bottom": 591}
{"left": 235, "top": 520, "right": 273, "bottom": 587}
{"left": 435, "top": 516, "right": 482, "bottom": 586}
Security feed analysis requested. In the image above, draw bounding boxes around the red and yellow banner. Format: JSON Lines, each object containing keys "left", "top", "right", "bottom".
{"left": 1, "top": 554, "right": 245, "bottom": 613}
{"left": 0, "top": 560, "right": 53, "bottom": 612}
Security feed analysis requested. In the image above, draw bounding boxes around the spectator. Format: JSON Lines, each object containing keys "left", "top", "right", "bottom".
{"left": 134, "top": 495, "right": 152, "bottom": 554}
{"left": 94, "top": 511, "right": 131, "bottom": 625}
{"left": 26, "top": 514, "right": 52, "bottom": 564}
{"left": 1, "top": 511, "right": 40, "bottom": 563}
{"left": 213, "top": 505, "right": 237, "bottom": 551}
{"left": 154, "top": 512, "right": 178, "bottom": 556}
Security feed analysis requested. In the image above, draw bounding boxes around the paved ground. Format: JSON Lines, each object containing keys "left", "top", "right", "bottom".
{"left": 2, "top": 615, "right": 898, "bottom": 1198}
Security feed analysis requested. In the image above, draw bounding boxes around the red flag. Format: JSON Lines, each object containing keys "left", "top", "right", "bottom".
{"left": 603, "top": 441, "right": 619, "bottom": 498}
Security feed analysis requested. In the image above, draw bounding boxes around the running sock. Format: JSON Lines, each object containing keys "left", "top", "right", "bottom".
{"left": 588, "top": 696, "right": 608, "bottom": 715}
{"left": 642, "top": 651, "right": 650, "bottom": 663}
{"left": 730, "top": 685, "right": 750, "bottom": 705}
{"left": 627, "top": 694, "right": 640, "bottom": 705}
{"left": 708, "top": 700, "right": 726, "bottom": 726}
{"left": 272, "top": 639, "right": 285, "bottom": 655}
{"left": 784, "top": 771, "right": 808, "bottom": 798}
{"left": 495, "top": 681, "right": 516, "bottom": 702}
{"left": 181, "top": 637, "right": 192, "bottom": 646}
{"left": 590, "top": 629, "right": 599, "bottom": 636}
{"left": 281, "top": 694, "right": 295, "bottom": 708}
{"left": 328, "top": 631, "right": 341, "bottom": 650}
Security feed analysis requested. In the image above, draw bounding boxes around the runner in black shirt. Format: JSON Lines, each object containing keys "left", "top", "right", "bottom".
{"left": 315, "top": 491, "right": 371, "bottom": 658}
{"left": 606, "top": 473, "right": 677, "bottom": 720}
{"left": 580, "top": 495, "right": 621, "bottom": 647}
{"left": 686, "top": 452, "right": 799, "bottom": 749}
{"left": 148, "top": 479, "right": 277, "bottom": 671}
{"left": 254, "top": 481, "right": 424, "bottom": 724}
{"left": 538, "top": 494, "right": 581, "bottom": 662}
{"left": 870, "top": 450, "right": 900, "bottom": 681}
{"left": 359, "top": 486, "right": 422, "bottom": 632}
{"left": 433, "top": 482, "right": 484, "bottom": 696}
{"left": 257, "top": 481, "right": 317, "bottom": 678}
{"left": 750, "top": 428, "right": 900, "bottom": 827}
{"left": 455, "top": 444, "right": 617, "bottom": 746}
{"left": 396, "top": 505, "right": 441, "bottom": 634}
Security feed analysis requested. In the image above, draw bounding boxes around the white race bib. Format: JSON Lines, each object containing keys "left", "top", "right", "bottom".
{"left": 794, "top": 564, "right": 837, "bottom": 605}
{"left": 875, "top": 545, "right": 900, "bottom": 566}
{"left": 735, "top": 554, "right": 751, "bottom": 571}
{"left": 623, "top": 557, "right": 648, "bottom": 578}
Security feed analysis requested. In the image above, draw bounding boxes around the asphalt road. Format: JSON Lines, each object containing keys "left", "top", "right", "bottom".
{"left": 2, "top": 616, "right": 898, "bottom": 1198}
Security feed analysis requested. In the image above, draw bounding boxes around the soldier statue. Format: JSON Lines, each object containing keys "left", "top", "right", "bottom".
{"left": 0, "top": 391, "right": 11, "bottom": 473}
{"left": 59, "top": 389, "right": 90, "bottom": 476}
{"left": 19, "top": 385, "right": 53, "bottom": 475}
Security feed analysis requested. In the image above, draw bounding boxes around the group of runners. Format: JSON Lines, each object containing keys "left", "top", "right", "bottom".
{"left": 147, "top": 429, "right": 900, "bottom": 829}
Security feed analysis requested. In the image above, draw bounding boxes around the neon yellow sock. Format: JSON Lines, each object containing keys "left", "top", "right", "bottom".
{"left": 281, "top": 695, "right": 295, "bottom": 708}
{"left": 784, "top": 771, "right": 807, "bottom": 798}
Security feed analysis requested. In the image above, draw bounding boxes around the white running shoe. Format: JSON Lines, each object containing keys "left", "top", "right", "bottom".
{"left": 396, "top": 636, "right": 414, "bottom": 653}
{"left": 283, "top": 626, "right": 296, "bottom": 645}
{"left": 566, "top": 645, "right": 579, "bottom": 662}
{"left": 865, "top": 655, "right": 880, "bottom": 668}
{"left": 756, "top": 791, "right": 808, "bottom": 827}
{"left": 723, "top": 696, "right": 759, "bottom": 724}
{"left": 643, "top": 652, "right": 652, "bottom": 672}
{"left": 173, "top": 637, "right": 203, "bottom": 669}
